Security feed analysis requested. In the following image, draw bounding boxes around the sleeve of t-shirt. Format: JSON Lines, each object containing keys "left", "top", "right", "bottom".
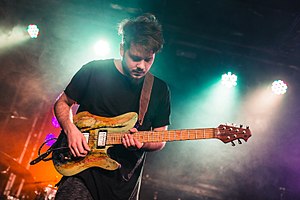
{"left": 64, "top": 62, "right": 94, "bottom": 103}
{"left": 152, "top": 84, "right": 171, "bottom": 128}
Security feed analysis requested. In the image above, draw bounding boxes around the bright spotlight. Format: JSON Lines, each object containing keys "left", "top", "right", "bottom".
{"left": 221, "top": 72, "right": 237, "bottom": 88}
{"left": 271, "top": 80, "right": 287, "bottom": 95}
{"left": 27, "top": 24, "right": 40, "bottom": 38}
{"left": 94, "top": 39, "right": 110, "bottom": 58}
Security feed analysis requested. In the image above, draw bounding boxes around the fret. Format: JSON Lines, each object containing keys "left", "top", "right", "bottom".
{"left": 147, "top": 133, "right": 149, "bottom": 141}
{"left": 151, "top": 131, "right": 154, "bottom": 142}
{"left": 180, "top": 130, "right": 182, "bottom": 140}
{"left": 191, "top": 130, "right": 195, "bottom": 139}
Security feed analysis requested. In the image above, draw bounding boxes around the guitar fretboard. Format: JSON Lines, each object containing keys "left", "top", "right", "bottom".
{"left": 106, "top": 128, "right": 217, "bottom": 145}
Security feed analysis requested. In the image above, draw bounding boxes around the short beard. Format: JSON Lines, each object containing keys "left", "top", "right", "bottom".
{"left": 121, "top": 59, "right": 130, "bottom": 77}
{"left": 121, "top": 59, "right": 143, "bottom": 84}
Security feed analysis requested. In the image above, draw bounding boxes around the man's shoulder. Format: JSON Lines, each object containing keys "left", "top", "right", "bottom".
{"left": 84, "top": 59, "right": 114, "bottom": 68}
{"left": 153, "top": 75, "right": 168, "bottom": 86}
{"left": 79, "top": 59, "right": 115, "bottom": 75}
{"left": 152, "top": 75, "right": 169, "bottom": 93}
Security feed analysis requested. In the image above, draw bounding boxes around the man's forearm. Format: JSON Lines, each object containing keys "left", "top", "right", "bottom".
{"left": 54, "top": 93, "right": 91, "bottom": 156}
{"left": 142, "top": 142, "right": 166, "bottom": 151}
{"left": 53, "top": 93, "right": 75, "bottom": 132}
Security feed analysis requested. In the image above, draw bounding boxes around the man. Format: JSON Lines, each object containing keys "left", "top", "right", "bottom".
{"left": 54, "top": 13, "right": 171, "bottom": 200}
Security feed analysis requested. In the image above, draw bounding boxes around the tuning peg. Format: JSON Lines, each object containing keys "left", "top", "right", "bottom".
{"left": 231, "top": 141, "right": 236, "bottom": 146}
{"left": 240, "top": 124, "right": 243, "bottom": 128}
{"left": 238, "top": 139, "right": 242, "bottom": 144}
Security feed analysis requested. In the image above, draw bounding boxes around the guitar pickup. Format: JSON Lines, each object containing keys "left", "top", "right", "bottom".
{"left": 97, "top": 130, "right": 107, "bottom": 148}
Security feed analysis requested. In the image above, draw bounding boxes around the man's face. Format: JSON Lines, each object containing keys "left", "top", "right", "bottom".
{"left": 121, "top": 43, "right": 155, "bottom": 79}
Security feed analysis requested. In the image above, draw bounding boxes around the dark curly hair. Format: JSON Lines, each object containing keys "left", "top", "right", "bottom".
{"left": 118, "top": 13, "right": 164, "bottom": 53}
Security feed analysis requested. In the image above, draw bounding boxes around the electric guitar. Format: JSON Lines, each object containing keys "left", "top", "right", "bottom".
{"left": 52, "top": 111, "right": 252, "bottom": 176}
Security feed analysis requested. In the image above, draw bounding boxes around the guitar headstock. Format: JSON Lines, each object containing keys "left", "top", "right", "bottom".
{"left": 215, "top": 124, "right": 251, "bottom": 146}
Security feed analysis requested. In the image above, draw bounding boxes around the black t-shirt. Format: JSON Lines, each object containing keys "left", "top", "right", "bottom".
{"left": 64, "top": 59, "right": 171, "bottom": 200}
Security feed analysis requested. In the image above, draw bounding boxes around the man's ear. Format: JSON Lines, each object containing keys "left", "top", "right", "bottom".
{"left": 120, "top": 43, "right": 124, "bottom": 57}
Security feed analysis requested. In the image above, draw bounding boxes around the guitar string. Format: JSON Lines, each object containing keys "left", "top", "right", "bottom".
{"left": 88, "top": 129, "right": 216, "bottom": 144}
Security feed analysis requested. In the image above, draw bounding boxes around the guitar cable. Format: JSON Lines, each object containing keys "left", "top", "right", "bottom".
{"left": 30, "top": 138, "right": 69, "bottom": 165}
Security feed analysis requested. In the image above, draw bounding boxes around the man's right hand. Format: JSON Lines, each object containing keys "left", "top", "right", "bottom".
{"left": 65, "top": 124, "right": 91, "bottom": 157}
{"left": 54, "top": 92, "right": 91, "bottom": 157}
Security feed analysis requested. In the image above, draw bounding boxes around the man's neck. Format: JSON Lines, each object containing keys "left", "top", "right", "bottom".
{"left": 114, "top": 59, "right": 124, "bottom": 75}
{"left": 113, "top": 59, "right": 144, "bottom": 85}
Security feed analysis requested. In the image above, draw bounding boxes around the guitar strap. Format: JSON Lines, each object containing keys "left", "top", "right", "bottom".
{"left": 122, "top": 73, "right": 154, "bottom": 183}
{"left": 138, "top": 72, "right": 154, "bottom": 126}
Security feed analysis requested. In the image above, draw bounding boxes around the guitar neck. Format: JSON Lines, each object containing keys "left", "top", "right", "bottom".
{"left": 106, "top": 128, "right": 217, "bottom": 145}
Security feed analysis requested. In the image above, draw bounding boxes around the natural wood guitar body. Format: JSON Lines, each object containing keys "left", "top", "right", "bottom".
{"left": 52, "top": 112, "right": 138, "bottom": 176}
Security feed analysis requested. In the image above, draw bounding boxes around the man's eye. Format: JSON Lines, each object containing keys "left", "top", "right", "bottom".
{"left": 133, "top": 58, "right": 141, "bottom": 62}
{"left": 132, "top": 57, "right": 141, "bottom": 62}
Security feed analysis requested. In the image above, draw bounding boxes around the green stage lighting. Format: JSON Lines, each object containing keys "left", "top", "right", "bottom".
{"left": 27, "top": 24, "right": 39, "bottom": 38}
{"left": 221, "top": 72, "right": 237, "bottom": 88}
{"left": 94, "top": 39, "right": 110, "bottom": 58}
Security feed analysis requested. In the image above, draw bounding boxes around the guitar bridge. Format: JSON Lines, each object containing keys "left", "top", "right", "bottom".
{"left": 97, "top": 130, "right": 107, "bottom": 148}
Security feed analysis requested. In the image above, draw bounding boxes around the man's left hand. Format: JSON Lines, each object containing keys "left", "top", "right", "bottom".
{"left": 122, "top": 128, "right": 144, "bottom": 150}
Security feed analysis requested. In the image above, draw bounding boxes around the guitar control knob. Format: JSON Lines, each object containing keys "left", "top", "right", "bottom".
{"left": 231, "top": 141, "right": 236, "bottom": 146}
{"left": 58, "top": 153, "right": 65, "bottom": 162}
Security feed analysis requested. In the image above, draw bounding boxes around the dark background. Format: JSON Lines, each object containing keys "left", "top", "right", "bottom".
{"left": 0, "top": 0, "right": 300, "bottom": 199}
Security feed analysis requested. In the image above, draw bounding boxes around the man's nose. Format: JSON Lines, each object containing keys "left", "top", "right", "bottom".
{"left": 137, "top": 60, "right": 146, "bottom": 70}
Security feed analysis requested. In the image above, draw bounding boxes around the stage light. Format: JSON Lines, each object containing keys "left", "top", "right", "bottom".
{"left": 271, "top": 80, "right": 287, "bottom": 95}
{"left": 51, "top": 116, "right": 60, "bottom": 128}
{"left": 221, "top": 72, "right": 237, "bottom": 88}
{"left": 45, "top": 133, "right": 56, "bottom": 146}
{"left": 94, "top": 39, "right": 110, "bottom": 58}
{"left": 27, "top": 24, "right": 39, "bottom": 38}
